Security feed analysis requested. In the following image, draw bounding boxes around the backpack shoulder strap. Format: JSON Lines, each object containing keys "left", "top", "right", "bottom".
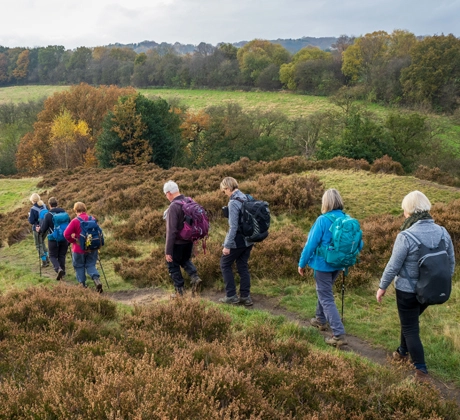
{"left": 323, "top": 213, "right": 337, "bottom": 223}
{"left": 400, "top": 230, "right": 421, "bottom": 246}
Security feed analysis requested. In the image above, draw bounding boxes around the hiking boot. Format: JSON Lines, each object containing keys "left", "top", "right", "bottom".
{"left": 218, "top": 295, "right": 240, "bottom": 304}
{"left": 93, "top": 276, "right": 103, "bottom": 293}
{"left": 310, "top": 317, "right": 328, "bottom": 331}
{"left": 190, "top": 274, "right": 202, "bottom": 295}
{"left": 414, "top": 369, "right": 430, "bottom": 383}
{"left": 41, "top": 259, "right": 50, "bottom": 268}
{"left": 392, "top": 349, "right": 410, "bottom": 363}
{"left": 239, "top": 295, "right": 253, "bottom": 306}
{"left": 325, "top": 334, "right": 348, "bottom": 347}
{"left": 80, "top": 282, "right": 88, "bottom": 289}
{"left": 170, "top": 287, "right": 184, "bottom": 298}
{"left": 56, "top": 268, "right": 64, "bottom": 281}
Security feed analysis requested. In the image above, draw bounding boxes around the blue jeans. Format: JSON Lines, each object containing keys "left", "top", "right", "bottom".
{"left": 220, "top": 246, "right": 253, "bottom": 298}
{"left": 396, "top": 289, "right": 429, "bottom": 371}
{"left": 314, "top": 270, "right": 345, "bottom": 336}
{"left": 72, "top": 251, "right": 100, "bottom": 285}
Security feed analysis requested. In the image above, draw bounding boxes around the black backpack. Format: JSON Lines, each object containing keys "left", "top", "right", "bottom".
{"left": 234, "top": 195, "right": 270, "bottom": 243}
{"left": 401, "top": 230, "right": 452, "bottom": 305}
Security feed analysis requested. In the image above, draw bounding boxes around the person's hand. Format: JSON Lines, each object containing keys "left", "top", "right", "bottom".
{"left": 165, "top": 254, "right": 173, "bottom": 262}
{"left": 298, "top": 267, "right": 305, "bottom": 276}
{"left": 376, "top": 288, "right": 386, "bottom": 303}
{"left": 222, "top": 247, "right": 230, "bottom": 256}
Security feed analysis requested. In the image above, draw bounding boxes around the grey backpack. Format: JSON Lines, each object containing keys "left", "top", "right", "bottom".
{"left": 401, "top": 230, "right": 452, "bottom": 305}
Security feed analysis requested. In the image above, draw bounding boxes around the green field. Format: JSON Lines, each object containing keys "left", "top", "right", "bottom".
{"left": 0, "top": 177, "right": 42, "bottom": 214}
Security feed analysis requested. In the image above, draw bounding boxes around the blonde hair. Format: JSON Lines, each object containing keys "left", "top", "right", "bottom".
{"left": 220, "top": 177, "right": 238, "bottom": 192}
{"left": 401, "top": 191, "right": 431, "bottom": 215}
{"left": 73, "top": 202, "right": 87, "bottom": 213}
{"left": 30, "top": 193, "right": 40, "bottom": 204}
{"left": 321, "top": 188, "right": 344, "bottom": 214}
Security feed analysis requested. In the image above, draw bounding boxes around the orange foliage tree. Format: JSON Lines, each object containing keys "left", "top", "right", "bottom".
{"left": 16, "top": 83, "right": 135, "bottom": 172}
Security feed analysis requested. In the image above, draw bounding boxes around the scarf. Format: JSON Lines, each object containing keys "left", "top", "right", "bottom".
{"left": 400, "top": 210, "right": 432, "bottom": 231}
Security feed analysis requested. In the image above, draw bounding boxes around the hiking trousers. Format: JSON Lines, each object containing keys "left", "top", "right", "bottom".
{"left": 220, "top": 246, "right": 253, "bottom": 298}
{"left": 72, "top": 250, "right": 100, "bottom": 285}
{"left": 168, "top": 242, "right": 198, "bottom": 288}
{"left": 396, "top": 289, "right": 429, "bottom": 370}
{"left": 33, "top": 230, "right": 48, "bottom": 258}
{"left": 314, "top": 270, "right": 345, "bottom": 336}
{"left": 48, "top": 240, "right": 69, "bottom": 274}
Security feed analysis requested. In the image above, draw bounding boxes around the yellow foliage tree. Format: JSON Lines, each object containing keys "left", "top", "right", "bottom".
{"left": 50, "top": 109, "right": 89, "bottom": 169}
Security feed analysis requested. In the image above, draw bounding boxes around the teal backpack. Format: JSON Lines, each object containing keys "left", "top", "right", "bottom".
{"left": 317, "top": 213, "right": 363, "bottom": 275}
{"left": 47, "top": 212, "right": 70, "bottom": 242}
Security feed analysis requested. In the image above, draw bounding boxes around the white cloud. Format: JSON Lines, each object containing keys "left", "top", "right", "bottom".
{"left": 0, "top": 0, "right": 459, "bottom": 49}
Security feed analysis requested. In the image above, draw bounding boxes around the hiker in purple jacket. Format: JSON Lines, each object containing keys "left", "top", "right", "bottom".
{"left": 163, "top": 180, "right": 202, "bottom": 297}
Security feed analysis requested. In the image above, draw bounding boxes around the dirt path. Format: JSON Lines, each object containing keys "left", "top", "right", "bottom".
{"left": 107, "top": 287, "right": 460, "bottom": 408}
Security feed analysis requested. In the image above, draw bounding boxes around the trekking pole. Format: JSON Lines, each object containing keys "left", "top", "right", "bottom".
{"left": 97, "top": 252, "right": 110, "bottom": 290}
{"left": 341, "top": 270, "right": 345, "bottom": 322}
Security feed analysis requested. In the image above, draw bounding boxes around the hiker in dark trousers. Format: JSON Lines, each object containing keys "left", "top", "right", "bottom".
{"left": 28, "top": 193, "right": 49, "bottom": 267}
{"left": 64, "top": 202, "right": 102, "bottom": 292}
{"left": 298, "top": 188, "right": 362, "bottom": 347}
{"left": 37, "top": 197, "right": 69, "bottom": 280}
{"left": 219, "top": 177, "right": 254, "bottom": 306}
{"left": 376, "top": 190, "right": 455, "bottom": 382}
{"left": 163, "top": 180, "right": 202, "bottom": 297}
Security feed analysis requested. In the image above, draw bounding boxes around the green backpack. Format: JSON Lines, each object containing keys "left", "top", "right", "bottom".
{"left": 317, "top": 213, "right": 363, "bottom": 274}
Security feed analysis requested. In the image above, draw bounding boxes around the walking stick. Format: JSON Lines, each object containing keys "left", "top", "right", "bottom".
{"left": 97, "top": 252, "right": 110, "bottom": 290}
{"left": 341, "top": 270, "right": 345, "bottom": 322}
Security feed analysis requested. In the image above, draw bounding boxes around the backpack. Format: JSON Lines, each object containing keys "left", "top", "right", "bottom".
{"left": 235, "top": 195, "right": 270, "bottom": 243}
{"left": 175, "top": 198, "right": 209, "bottom": 243}
{"left": 37, "top": 206, "right": 48, "bottom": 226}
{"left": 47, "top": 212, "right": 70, "bottom": 242}
{"left": 77, "top": 216, "right": 104, "bottom": 251}
{"left": 317, "top": 213, "right": 362, "bottom": 274}
{"left": 401, "top": 230, "right": 452, "bottom": 305}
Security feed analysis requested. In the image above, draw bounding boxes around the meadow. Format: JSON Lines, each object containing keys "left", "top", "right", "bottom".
{"left": 1, "top": 155, "right": 460, "bottom": 417}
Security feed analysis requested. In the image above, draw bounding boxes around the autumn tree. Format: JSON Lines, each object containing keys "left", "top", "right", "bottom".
{"left": 401, "top": 34, "right": 460, "bottom": 111}
{"left": 237, "top": 39, "right": 291, "bottom": 86}
{"left": 12, "top": 50, "right": 30, "bottom": 82}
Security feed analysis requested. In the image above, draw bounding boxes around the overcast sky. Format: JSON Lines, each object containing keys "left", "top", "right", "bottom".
{"left": 1, "top": 0, "right": 459, "bottom": 49}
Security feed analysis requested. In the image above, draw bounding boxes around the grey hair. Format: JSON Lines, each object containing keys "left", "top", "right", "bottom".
{"left": 321, "top": 188, "right": 344, "bottom": 214}
{"left": 401, "top": 190, "right": 431, "bottom": 215}
{"left": 163, "top": 180, "right": 179, "bottom": 194}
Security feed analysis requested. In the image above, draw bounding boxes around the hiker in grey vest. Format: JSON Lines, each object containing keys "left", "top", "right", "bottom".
{"left": 163, "top": 180, "right": 202, "bottom": 297}
{"left": 376, "top": 190, "right": 455, "bottom": 382}
{"left": 219, "top": 177, "right": 254, "bottom": 306}
{"left": 28, "top": 193, "right": 49, "bottom": 267}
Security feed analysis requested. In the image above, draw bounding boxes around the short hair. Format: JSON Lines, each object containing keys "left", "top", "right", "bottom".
{"left": 321, "top": 188, "right": 344, "bottom": 214}
{"left": 73, "top": 202, "right": 87, "bottom": 213}
{"left": 401, "top": 190, "right": 431, "bottom": 215}
{"left": 220, "top": 177, "right": 238, "bottom": 191}
{"left": 30, "top": 193, "right": 40, "bottom": 204}
{"left": 163, "top": 180, "right": 179, "bottom": 194}
{"left": 48, "top": 197, "right": 58, "bottom": 207}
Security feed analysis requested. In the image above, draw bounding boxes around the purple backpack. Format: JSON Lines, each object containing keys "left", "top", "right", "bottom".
{"left": 175, "top": 198, "right": 209, "bottom": 245}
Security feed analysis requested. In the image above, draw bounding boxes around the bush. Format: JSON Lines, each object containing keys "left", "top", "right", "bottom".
{"left": 415, "top": 165, "right": 460, "bottom": 187}
{"left": 370, "top": 155, "right": 405, "bottom": 175}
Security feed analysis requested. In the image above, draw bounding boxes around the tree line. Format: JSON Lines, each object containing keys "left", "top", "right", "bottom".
{"left": 2, "top": 83, "right": 457, "bottom": 178}
{"left": 1, "top": 30, "right": 460, "bottom": 112}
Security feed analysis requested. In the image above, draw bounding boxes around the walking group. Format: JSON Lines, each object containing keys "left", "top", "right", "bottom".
{"left": 30, "top": 178, "right": 455, "bottom": 383}
{"left": 29, "top": 195, "right": 104, "bottom": 293}
{"left": 163, "top": 179, "right": 454, "bottom": 383}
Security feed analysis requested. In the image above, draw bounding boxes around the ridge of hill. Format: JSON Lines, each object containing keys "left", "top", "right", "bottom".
{"left": 107, "top": 36, "right": 339, "bottom": 54}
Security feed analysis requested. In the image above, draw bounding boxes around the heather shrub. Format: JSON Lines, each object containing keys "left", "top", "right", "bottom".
{"left": 415, "top": 165, "right": 460, "bottom": 187}
{"left": 320, "top": 156, "right": 371, "bottom": 171}
{"left": 370, "top": 155, "right": 405, "bottom": 175}
{"left": 99, "top": 239, "right": 141, "bottom": 258}
{"left": 112, "top": 208, "right": 166, "bottom": 240}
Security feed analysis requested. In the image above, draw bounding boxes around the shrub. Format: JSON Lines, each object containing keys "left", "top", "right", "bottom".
{"left": 415, "top": 165, "right": 460, "bottom": 187}
{"left": 370, "top": 155, "right": 405, "bottom": 175}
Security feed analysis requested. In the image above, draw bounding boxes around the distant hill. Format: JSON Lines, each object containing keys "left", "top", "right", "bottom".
{"left": 107, "top": 37, "right": 338, "bottom": 55}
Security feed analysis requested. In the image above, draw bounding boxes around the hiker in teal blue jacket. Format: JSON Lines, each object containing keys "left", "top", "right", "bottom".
{"left": 298, "top": 188, "right": 363, "bottom": 347}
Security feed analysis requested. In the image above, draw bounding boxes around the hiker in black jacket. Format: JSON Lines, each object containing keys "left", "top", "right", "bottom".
{"left": 36, "top": 197, "right": 69, "bottom": 280}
